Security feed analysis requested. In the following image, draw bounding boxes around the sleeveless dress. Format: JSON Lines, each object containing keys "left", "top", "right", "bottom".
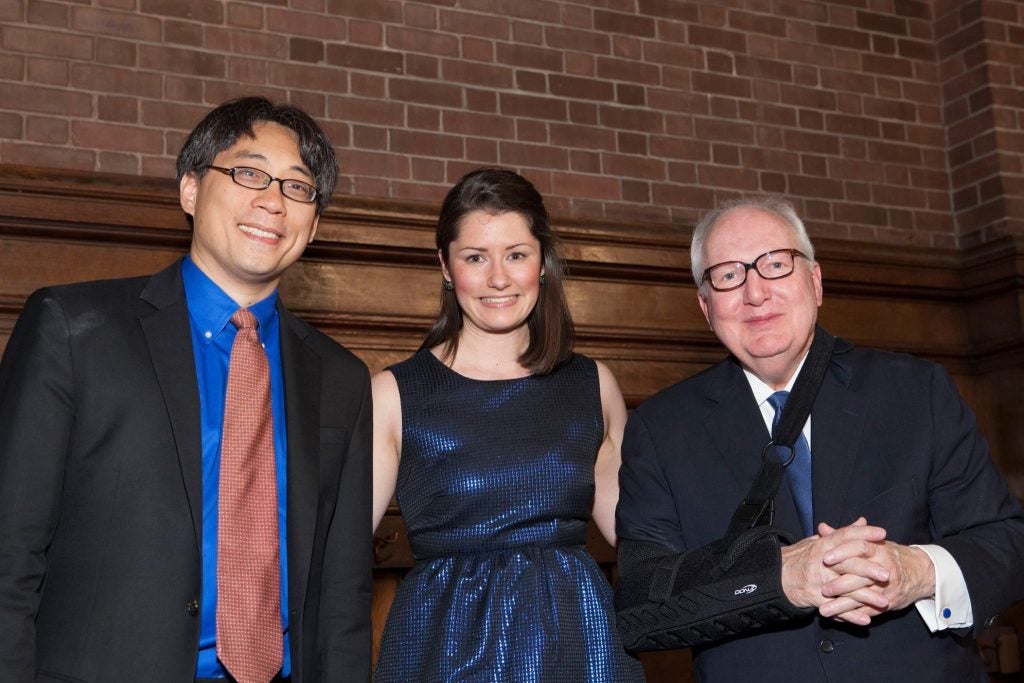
{"left": 374, "top": 349, "right": 644, "bottom": 682}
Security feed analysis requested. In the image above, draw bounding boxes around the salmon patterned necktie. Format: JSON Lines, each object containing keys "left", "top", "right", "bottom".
{"left": 216, "top": 308, "right": 282, "bottom": 683}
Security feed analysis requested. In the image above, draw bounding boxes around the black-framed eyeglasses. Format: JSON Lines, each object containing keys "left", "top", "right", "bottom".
{"left": 205, "top": 165, "right": 318, "bottom": 204}
{"left": 701, "top": 249, "right": 809, "bottom": 292}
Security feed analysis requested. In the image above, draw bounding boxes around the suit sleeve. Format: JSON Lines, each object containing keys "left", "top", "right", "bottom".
{"left": 925, "top": 363, "right": 1024, "bottom": 634}
{"left": 319, "top": 369, "right": 373, "bottom": 680}
{"left": 616, "top": 408, "right": 686, "bottom": 552}
{"left": 0, "top": 290, "right": 74, "bottom": 681}
{"left": 614, "top": 406, "right": 683, "bottom": 621}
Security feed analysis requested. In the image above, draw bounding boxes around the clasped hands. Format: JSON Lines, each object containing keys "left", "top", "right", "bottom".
{"left": 780, "top": 517, "right": 936, "bottom": 626}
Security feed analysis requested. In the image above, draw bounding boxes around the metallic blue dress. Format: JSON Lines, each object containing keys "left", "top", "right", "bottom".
{"left": 375, "top": 350, "right": 644, "bottom": 682}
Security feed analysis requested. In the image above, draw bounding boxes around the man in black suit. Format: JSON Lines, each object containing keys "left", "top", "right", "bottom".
{"left": 0, "top": 97, "right": 372, "bottom": 682}
{"left": 616, "top": 196, "right": 1024, "bottom": 681}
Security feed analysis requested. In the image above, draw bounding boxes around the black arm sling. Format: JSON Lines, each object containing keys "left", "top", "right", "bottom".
{"left": 616, "top": 326, "right": 836, "bottom": 652}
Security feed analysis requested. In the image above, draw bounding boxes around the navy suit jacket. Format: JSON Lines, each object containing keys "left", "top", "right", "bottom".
{"left": 0, "top": 261, "right": 373, "bottom": 682}
{"left": 617, "top": 333, "right": 1024, "bottom": 682}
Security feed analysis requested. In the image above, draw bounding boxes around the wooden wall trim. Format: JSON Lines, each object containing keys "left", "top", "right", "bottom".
{"left": 2, "top": 162, "right": 1023, "bottom": 493}
{"left": 4, "top": 165, "right": 1024, "bottom": 665}
{"left": 3, "top": 163, "right": 1018, "bottom": 364}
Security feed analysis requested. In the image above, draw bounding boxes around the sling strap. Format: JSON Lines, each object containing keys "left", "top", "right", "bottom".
{"left": 726, "top": 325, "right": 836, "bottom": 536}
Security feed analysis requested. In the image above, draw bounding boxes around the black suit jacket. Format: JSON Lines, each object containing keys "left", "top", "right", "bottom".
{"left": 0, "top": 262, "right": 373, "bottom": 682}
{"left": 617, "top": 334, "right": 1024, "bottom": 682}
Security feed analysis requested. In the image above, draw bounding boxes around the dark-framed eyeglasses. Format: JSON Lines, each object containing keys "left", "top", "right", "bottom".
{"left": 701, "top": 249, "right": 809, "bottom": 292}
{"left": 205, "top": 165, "right": 318, "bottom": 204}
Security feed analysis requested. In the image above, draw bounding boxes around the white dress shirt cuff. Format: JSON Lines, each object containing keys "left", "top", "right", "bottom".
{"left": 912, "top": 544, "right": 973, "bottom": 631}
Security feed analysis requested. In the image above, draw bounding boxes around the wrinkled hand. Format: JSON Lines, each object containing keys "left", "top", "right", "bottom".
{"left": 818, "top": 529, "right": 935, "bottom": 624}
{"left": 780, "top": 517, "right": 890, "bottom": 626}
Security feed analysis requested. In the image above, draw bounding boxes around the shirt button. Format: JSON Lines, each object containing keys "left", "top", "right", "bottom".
{"left": 942, "top": 607, "right": 952, "bottom": 619}
{"left": 186, "top": 599, "right": 199, "bottom": 616}
{"left": 204, "top": 331, "right": 212, "bottom": 339}
{"left": 819, "top": 639, "right": 835, "bottom": 653}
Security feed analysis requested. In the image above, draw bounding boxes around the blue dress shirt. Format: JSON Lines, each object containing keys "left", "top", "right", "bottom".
{"left": 181, "top": 257, "right": 291, "bottom": 678}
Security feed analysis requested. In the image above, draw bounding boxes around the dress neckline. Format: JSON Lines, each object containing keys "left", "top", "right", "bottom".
{"left": 422, "top": 348, "right": 536, "bottom": 384}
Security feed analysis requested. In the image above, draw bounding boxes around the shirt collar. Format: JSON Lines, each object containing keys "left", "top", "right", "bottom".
{"left": 742, "top": 351, "right": 809, "bottom": 407}
{"left": 181, "top": 256, "right": 278, "bottom": 343}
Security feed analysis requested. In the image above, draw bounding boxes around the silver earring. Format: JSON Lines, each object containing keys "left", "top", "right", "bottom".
{"left": 539, "top": 274, "right": 546, "bottom": 286}
{"left": 443, "top": 280, "right": 454, "bottom": 291}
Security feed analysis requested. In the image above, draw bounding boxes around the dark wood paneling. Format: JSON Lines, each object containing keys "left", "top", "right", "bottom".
{"left": 3, "top": 164, "right": 1023, "bottom": 679}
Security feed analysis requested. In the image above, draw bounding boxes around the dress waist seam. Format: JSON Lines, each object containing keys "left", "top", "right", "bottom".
{"left": 412, "top": 542, "right": 587, "bottom": 563}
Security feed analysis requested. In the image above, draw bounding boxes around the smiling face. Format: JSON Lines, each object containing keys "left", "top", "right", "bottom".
{"left": 440, "top": 209, "right": 543, "bottom": 341}
{"left": 180, "top": 121, "right": 320, "bottom": 306}
{"left": 697, "top": 207, "right": 823, "bottom": 389}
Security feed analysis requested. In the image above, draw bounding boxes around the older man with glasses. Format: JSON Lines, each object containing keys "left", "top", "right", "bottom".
{"left": 615, "top": 195, "right": 1024, "bottom": 682}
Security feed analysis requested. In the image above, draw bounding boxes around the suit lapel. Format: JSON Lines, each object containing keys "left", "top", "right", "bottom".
{"left": 810, "top": 343, "right": 867, "bottom": 526}
{"left": 702, "top": 360, "right": 803, "bottom": 536}
{"left": 704, "top": 360, "right": 767, "bottom": 487}
{"left": 279, "top": 305, "right": 320, "bottom": 607}
{"left": 139, "top": 262, "right": 204, "bottom": 546}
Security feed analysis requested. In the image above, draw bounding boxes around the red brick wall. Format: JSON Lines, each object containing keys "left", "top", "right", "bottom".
{"left": 936, "top": 0, "right": 1024, "bottom": 246}
{"left": 1, "top": 0, "right": 1021, "bottom": 247}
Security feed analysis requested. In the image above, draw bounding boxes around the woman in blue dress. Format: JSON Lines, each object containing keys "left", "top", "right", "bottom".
{"left": 372, "top": 168, "right": 644, "bottom": 682}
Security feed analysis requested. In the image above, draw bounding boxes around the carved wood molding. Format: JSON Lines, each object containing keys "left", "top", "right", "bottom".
{"left": 5, "top": 163, "right": 1024, "bottom": 557}
{"left": 2, "top": 163, "right": 1023, "bottom": 372}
